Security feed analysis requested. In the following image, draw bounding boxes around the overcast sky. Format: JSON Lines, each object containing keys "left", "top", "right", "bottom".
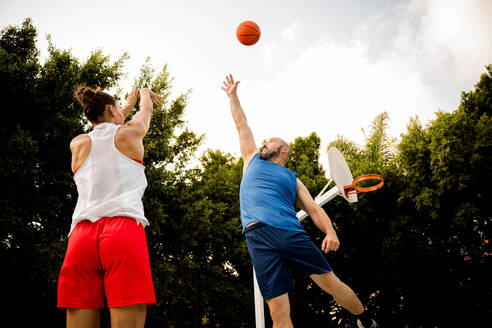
{"left": 1, "top": 0, "right": 491, "bottom": 170}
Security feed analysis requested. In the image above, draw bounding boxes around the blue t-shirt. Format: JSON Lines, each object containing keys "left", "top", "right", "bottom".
{"left": 240, "top": 153, "right": 305, "bottom": 232}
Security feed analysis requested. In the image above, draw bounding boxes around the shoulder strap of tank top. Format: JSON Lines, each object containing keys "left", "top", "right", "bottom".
{"left": 111, "top": 123, "right": 123, "bottom": 151}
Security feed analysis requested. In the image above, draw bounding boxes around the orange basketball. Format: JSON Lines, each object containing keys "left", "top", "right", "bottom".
{"left": 236, "top": 21, "right": 261, "bottom": 46}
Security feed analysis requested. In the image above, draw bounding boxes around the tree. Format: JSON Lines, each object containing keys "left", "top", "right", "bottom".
{"left": 287, "top": 132, "right": 328, "bottom": 196}
{"left": 0, "top": 18, "right": 128, "bottom": 325}
{"left": 395, "top": 65, "right": 491, "bottom": 326}
{"left": 129, "top": 59, "right": 253, "bottom": 326}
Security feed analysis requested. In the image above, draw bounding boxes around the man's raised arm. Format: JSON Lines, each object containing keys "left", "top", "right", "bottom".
{"left": 221, "top": 74, "right": 258, "bottom": 168}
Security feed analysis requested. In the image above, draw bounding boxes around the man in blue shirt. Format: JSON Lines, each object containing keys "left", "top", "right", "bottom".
{"left": 222, "top": 74, "right": 378, "bottom": 328}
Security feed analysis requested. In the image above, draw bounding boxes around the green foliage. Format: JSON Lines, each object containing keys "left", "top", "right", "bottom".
{"left": 393, "top": 66, "right": 491, "bottom": 326}
{"left": 287, "top": 132, "right": 328, "bottom": 196}
{"left": 329, "top": 112, "right": 396, "bottom": 177}
{"left": 314, "top": 68, "right": 490, "bottom": 327}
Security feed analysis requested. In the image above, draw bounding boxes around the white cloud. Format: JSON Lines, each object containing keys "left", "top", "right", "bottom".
{"left": 262, "top": 42, "right": 276, "bottom": 70}
{"left": 361, "top": 0, "right": 492, "bottom": 94}
{"left": 416, "top": 0, "right": 492, "bottom": 83}
{"left": 234, "top": 0, "right": 491, "bottom": 169}
{"left": 281, "top": 21, "right": 299, "bottom": 41}
{"left": 247, "top": 39, "right": 438, "bottom": 151}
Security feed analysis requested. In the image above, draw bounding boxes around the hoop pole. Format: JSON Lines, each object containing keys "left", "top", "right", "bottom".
{"left": 297, "top": 186, "right": 340, "bottom": 221}
{"left": 315, "top": 179, "right": 333, "bottom": 200}
{"left": 253, "top": 269, "right": 265, "bottom": 328}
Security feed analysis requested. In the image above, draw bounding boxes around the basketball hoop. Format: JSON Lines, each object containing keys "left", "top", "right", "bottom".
{"left": 343, "top": 174, "right": 384, "bottom": 198}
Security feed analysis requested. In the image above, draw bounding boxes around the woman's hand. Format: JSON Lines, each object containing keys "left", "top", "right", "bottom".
{"left": 149, "top": 90, "right": 163, "bottom": 106}
{"left": 140, "top": 88, "right": 163, "bottom": 107}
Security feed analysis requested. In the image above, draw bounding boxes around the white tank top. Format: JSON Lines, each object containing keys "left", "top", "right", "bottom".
{"left": 70, "top": 122, "right": 148, "bottom": 235}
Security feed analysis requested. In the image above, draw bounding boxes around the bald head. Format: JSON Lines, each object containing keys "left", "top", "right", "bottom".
{"left": 259, "top": 137, "right": 291, "bottom": 166}
{"left": 275, "top": 137, "right": 289, "bottom": 149}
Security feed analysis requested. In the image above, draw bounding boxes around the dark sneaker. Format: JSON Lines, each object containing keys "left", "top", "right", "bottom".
{"left": 357, "top": 318, "right": 379, "bottom": 328}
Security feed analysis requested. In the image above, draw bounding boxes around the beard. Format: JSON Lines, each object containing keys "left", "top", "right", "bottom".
{"left": 259, "top": 145, "right": 281, "bottom": 160}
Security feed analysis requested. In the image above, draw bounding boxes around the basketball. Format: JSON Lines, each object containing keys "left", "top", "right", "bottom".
{"left": 236, "top": 21, "right": 261, "bottom": 46}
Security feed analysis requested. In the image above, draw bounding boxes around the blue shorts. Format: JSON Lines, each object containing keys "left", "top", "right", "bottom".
{"left": 244, "top": 222, "right": 332, "bottom": 300}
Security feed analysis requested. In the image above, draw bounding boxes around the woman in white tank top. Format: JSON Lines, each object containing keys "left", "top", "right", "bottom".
{"left": 57, "top": 85, "right": 162, "bottom": 327}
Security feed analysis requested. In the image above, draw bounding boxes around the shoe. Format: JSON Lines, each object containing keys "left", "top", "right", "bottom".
{"left": 356, "top": 318, "right": 379, "bottom": 328}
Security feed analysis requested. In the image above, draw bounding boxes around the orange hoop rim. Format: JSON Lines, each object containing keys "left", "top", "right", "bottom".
{"left": 344, "top": 174, "right": 384, "bottom": 197}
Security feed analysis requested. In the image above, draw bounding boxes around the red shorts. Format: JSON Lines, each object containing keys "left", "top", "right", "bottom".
{"left": 57, "top": 217, "right": 156, "bottom": 308}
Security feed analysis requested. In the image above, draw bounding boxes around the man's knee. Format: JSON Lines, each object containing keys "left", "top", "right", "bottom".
{"left": 267, "top": 294, "right": 291, "bottom": 322}
{"left": 269, "top": 304, "right": 290, "bottom": 321}
{"left": 310, "top": 271, "right": 342, "bottom": 294}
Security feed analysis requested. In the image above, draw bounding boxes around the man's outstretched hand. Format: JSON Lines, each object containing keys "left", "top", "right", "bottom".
{"left": 221, "top": 74, "right": 240, "bottom": 98}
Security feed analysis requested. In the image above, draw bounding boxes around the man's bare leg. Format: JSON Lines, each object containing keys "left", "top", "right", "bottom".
{"left": 109, "top": 303, "right": 147, "bottom": 328}
{"left": 310, "top": 271, "right": 365, "bottom": 315}
{"left": 67, "top": 309, "right": 100, "bottom": 328}
{"left": 266, "top": 293, "right": 294, "bottom": 328}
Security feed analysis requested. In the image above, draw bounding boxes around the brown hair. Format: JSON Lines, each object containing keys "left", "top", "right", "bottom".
{"left": 74, "top": 86, "right": 116, "bottom": 123}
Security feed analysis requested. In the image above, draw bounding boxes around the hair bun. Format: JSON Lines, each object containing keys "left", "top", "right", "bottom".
{"left": 75, "top": 86, "right": 99, "bottom": 107}
{"left": 74, "top": 86, "right": 115, "bottom": 123}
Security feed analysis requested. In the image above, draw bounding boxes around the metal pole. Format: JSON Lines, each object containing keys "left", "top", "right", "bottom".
{"left": 297, "top": 186, "right": 340, "bottom": 221}
{"left": 253, "top": 269, "right": 265, "bottom": 328}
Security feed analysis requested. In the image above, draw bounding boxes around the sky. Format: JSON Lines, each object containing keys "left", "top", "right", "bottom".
{"left": 1, "top": 0, "right": 491, "bottom": 170}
